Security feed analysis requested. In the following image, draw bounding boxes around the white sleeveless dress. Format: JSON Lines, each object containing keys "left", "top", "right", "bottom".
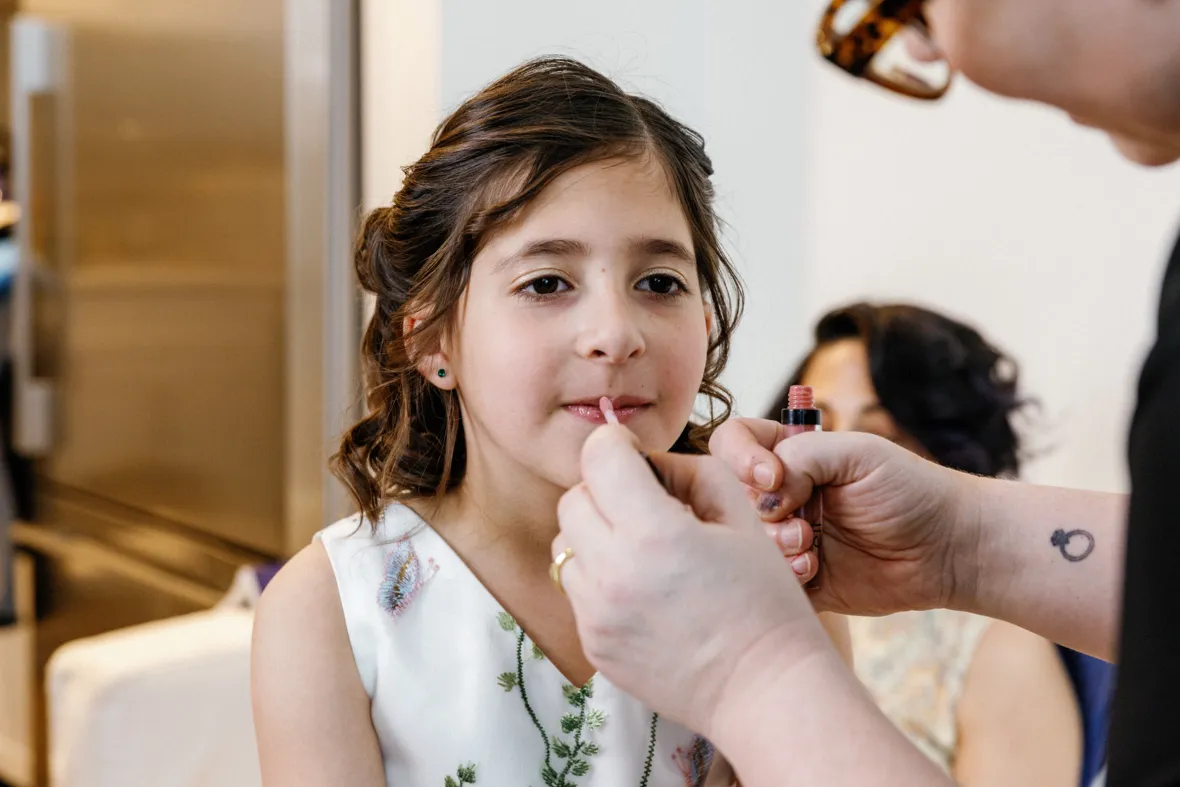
{"left": 316, "top": 503, "right": 730, "bottom": 787}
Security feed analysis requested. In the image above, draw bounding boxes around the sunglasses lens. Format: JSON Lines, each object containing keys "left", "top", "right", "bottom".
{"left": 865, "top": 21, "right": 950, "bottom": 98}
{"left": 830, "top": 0, "right": 873, "bottom": 36}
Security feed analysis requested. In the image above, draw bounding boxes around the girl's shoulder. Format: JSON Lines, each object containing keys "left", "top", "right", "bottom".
{"left": 316, "top": 501, "right": 426, "bottom": 549}
{"left": 251, "top": 541, "right": 386, "bottom": 782}
{"left": 314, "top": 502, "right": 433, "bottom": 597}
{"left": 257, "top": 502, "right": 433, "bottom": 699}
{"left": 252, "top": 539, "right": 357, "bottom": 699}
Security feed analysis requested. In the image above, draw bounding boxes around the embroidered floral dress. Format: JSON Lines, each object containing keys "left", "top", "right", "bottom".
{"left": 316, "top": 504, "right": 730, "bottom": 787}
{"left": 848, "top": 610, "right": 993, "bottom": 774}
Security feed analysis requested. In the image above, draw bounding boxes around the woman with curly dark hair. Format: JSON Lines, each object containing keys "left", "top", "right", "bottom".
{"left": 779, "top": 303, "right": 1026, "bottom": 477}
{"left": 767, "top": 303, "right": 1083, "bottom": 787}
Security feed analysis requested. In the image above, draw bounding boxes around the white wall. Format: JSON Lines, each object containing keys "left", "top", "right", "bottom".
{"left": 360, "top": 0, "right": 441, "bottom": 212}
{"left": 362, "top": 1, "right": 1180, "bottom": 492}
{"left": 799, "top": 0, "right": 1180, "bottom": 491}
{"left": 361, "top": 0, "right": 810, "bottom": 419}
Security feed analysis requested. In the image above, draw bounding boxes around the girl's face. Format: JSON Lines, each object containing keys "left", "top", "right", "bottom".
{"left": 439, "top": 156, "right": 711, "bottom": 490}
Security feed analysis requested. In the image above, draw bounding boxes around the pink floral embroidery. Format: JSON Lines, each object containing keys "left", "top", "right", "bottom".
{"left": 377, "top": 539, "right": 436, "bottom": 618}
{"left": 672, "top": 736, "right": 714, "bottom": 787}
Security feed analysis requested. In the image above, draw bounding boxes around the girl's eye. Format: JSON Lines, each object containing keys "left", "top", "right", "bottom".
{"left": 637, "top": 273, "right": 688, "bottom": 296}
{"left": 521, "top": 276, "right": 572, "bottom": 296}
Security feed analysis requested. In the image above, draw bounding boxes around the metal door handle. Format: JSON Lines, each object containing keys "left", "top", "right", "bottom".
{"left": 10, "top": 16, "right": 68, "bottom": 456}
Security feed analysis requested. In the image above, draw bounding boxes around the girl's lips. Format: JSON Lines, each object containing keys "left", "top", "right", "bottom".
{"left": 563, "top": 403, "right": 648, "bottom": 424}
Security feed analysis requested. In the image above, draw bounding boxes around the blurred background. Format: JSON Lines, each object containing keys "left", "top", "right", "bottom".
{"left": 0, "top": 1, "right": 1177, "bottom": 786}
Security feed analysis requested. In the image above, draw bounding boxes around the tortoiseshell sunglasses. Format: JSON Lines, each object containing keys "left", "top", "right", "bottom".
{"left": 816, "top": 0, "right": 951, "bottom": 100}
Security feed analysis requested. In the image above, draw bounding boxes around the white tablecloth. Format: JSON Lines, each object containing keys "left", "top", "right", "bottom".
{"left": 46, "top": 608, "right": 261, "bottom": 787}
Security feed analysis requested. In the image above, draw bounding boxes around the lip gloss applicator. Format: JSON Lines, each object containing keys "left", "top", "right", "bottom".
{"left": 782, "top": 385, "right": 823, "bottom": 590}
{"left": 599, "top": 397, "right": 668, "bottom": 490}
{"left": 599, "top": 396, "right": 621, "bottom": 426}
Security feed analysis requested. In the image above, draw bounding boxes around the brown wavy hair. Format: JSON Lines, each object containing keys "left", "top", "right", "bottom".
{"left": 771, "top": 302, "right": 1030, "bottom": 478}
{"left": 332, "top": 56, "right": 744, "bottom": 526}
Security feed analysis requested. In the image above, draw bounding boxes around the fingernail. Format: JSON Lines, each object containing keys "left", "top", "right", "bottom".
{"left": 753, "top": 462, "right": 775, "bottom": 491}
{"left": 756, "top": 492, "right": 783, "bottom": 515}
{"left": 791, "top": 553, "right": 811, "bottom": 576}
{"left": 778, "top": 521, "right": 804, "bottom": 552}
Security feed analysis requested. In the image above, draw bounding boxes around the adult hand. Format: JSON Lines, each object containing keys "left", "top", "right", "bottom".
{"left": 709, "top": 419, "right": 981, "bottom": 617}
{"left": 554, "top": 425, "right": 835, "bottom": 736}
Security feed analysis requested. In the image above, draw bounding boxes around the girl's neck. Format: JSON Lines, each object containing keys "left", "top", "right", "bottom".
{"left": 410, "top": 441, "right": 597, "bottom": 689}
{"left": 429, "top": 444, "right": 566, "bottom": 560}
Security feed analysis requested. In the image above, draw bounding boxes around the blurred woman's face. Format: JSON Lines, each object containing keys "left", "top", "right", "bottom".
{"left": 799, "top": 338, "right": 931, "bottom": 458}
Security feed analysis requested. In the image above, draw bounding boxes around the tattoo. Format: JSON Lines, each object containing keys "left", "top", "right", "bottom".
{"left": 1051, "top": 528, "right": 1095, "bottom": 562}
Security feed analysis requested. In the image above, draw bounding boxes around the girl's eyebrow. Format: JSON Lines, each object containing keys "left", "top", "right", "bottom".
{"left": 494, "top": 238, "right": 588, "bottom": 273}
{"left": 494, "top": 236, "right": 693, "bottom": 274}
{"left": 632, "top": 236, "right": 694, "bottom": 264}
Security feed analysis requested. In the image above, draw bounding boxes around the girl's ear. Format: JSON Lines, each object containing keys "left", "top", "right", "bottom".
{"left": 403, "top": 313, "right": 456, "bottom": 391}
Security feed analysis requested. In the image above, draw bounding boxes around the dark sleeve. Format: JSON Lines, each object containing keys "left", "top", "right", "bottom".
{"left": 1106, "top": 234, "right": 1180, "bottom": 786}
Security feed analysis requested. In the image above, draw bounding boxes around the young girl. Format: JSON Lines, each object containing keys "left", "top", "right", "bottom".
{"left": 251, "top": 57, "right": 748, "bottom": 786}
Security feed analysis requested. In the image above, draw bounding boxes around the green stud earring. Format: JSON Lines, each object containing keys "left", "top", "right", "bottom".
{"left": 437, "top": 368, "right": 447, "bottom": 378}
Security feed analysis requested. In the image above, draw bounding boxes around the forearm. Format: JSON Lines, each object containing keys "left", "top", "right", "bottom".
{"left": 959, "top": 476, "right": 1127, "bottom": 661}
{"left": 709, "top": 632, "right": 952, "bottom": 787}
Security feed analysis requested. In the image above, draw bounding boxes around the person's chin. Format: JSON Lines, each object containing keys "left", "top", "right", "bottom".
{"left": 533, "top": 454, "right": 582, "bottom": 492}
{"left": 551, "top": 469, "right": 582, "bottom": 492}
{"left": 1109, "top": 133, "right": 1180, "bottom": 167}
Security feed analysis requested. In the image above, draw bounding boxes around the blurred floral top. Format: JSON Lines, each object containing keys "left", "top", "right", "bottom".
{"left": 849, "top": 610, "right": 992, "bottom": 774}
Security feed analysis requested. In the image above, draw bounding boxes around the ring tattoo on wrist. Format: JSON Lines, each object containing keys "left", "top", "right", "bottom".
{"left": 1050, "top": 528, "right": 1095, "bottom": 562}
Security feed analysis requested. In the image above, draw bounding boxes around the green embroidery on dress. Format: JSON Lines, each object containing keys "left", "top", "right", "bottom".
{"left": 495, "top": 611, "right": 610, "bottom": 787}
{"left": 547, "top": 679, "right": 601, "bottom": 786}
{"left": 559, "top": 713, "right": 582, "bottom": 734}
{"left": 638, "top": 713, "right": 659, "bottom": 787}
{"left": 511, "top": 627, "right": 553, "bottom": 764}
{"left": 444, "top": 762, "right": 476, "bottom": 786}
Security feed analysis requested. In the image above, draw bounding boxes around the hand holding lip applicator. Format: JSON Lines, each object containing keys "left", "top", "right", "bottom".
{"left": 598, "top": 397, "right": 668, "bottom": 489}
{"left": 552, "top": 395, "right": 824, "bottom": 593}
{"left": 550, "top": 397, "right": 634, "bottom": 593}
{"left": 600, "top": 393, "right": 823, "bottom": 589}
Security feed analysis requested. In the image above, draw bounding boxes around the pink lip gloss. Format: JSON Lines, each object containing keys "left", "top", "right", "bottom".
{"left": 782, "top": 385, "right": 823, "bottom": 590}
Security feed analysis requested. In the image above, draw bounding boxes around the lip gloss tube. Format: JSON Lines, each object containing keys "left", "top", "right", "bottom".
{"left": 781, "top": 385, "right": 823, "bottom": 590}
